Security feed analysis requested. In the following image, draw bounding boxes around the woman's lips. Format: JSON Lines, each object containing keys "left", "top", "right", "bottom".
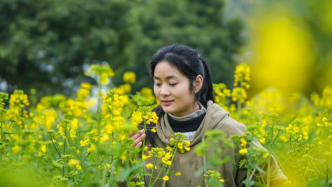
{"left": 161, "top": 100, "right": 173, "bottom": 106}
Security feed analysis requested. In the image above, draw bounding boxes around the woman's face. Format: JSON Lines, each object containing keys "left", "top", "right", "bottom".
{"left": 153, "top": 61, "right": 197, "bottom": 117}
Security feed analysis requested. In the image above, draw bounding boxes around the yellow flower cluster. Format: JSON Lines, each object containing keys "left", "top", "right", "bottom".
{"left": 102, "top": 90, "right": 129, "bottom": 118}
{"left": 204, "top": 170, "right": 225, "bottom": 186}
{"left": 9, "top": 90, "right": 30, "bottom": 108}
{"left": 170, "top": 133, "right": 190, "bottom": 153}
{"left": 131, "top": 111, "right": 143, "bottom": 127}
{"left": 230, "top": 63, "right": 251, "bottom": 108}
{"left": 123, "top": 71, "right": 136, "bottom": 84}
{"left": 213, "top": 83, "right": 231, "bottom": 110}
{"left": 239, "top": 138, "right": 248, "bottom": 155}
{"left": 231, "top": 87, "right": 247, "bottom": 104}
{"left": 77, "top": 82, "right": 92, "bottom": 99}
{"left": 85, "top": 64, "right": 115, "bottom": 85}
{"left": 0, "top": 92, "right": 8, "bottom": 109}
{"left": 143, "top": 111, "right": 159, "bottom": 125}
{"left": 233, "top": 63, "right": 250, "bottom": 88}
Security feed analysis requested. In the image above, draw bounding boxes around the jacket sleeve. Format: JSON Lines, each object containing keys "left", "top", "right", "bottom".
{"left": 225, "top": 119, "right": 287, "bottom": 186}
{"left": 252, "top": 140, "right": 288, "bottom": 187}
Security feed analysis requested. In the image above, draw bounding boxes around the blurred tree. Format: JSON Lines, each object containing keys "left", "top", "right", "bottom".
{"left": 115, "top": 0, "right": 244, "bottom": 92}
{"left": 0, "top": 0, "right": 243, "bottom": 96}
{"left": 0, "top": 0, "right": 133, "bottom": 96}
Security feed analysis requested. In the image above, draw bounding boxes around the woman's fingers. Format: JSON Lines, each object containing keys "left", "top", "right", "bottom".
{"left": 130, "top": 129, "right": 144, "bottom": 139}
{"left": 130, "top": 129, "right": 146, "bottom": 147}
{"left": 135, "top": 141, "right": 142, "bottom": 148}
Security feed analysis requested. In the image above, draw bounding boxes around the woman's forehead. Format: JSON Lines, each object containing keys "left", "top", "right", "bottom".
{"left": 154, "top": 61, "right": 188, "bottom": 77}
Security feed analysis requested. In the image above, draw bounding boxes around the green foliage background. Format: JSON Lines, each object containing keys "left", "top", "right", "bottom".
{"left": 0, "top": 0, "right": 243, "bottom": 96}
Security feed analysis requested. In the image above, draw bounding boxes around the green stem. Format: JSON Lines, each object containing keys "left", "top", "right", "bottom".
{"left": 248, "top": 168, "right": 257, "bottom": 184}
{"left": 62, "top": 122, "right": 68, "bottom": 177}
{"left": 326, "top": 131, "right": 332, "bottom": 187}
{"left": 0, "top": 112, "right": 3, "bottom": 166}
{"left": 245, "top": 161, "right": 251, "bottom": 187}
{"left": 151, "top": 164, "right": 166, "bottom": 187}
{"left": 237, "top": 99, "right": 241, "bottom": 112}
{"left": 267, "top": 119, "right": 274, "bottom": 187}
{"left": 161, "top": 144, "right": 178, "bottom": 187}
{"left": 142, "top": 120, "right": 146, "bottom": 159}
{"left": 149, "top": 157, "right": 159, "bottom": 186}
{"left": 101, "top": 156, "right": 108, "bottom": 187}
{"left": 266, "top": 154, "right": 272, "bottom": 187}
{"left": 50, "top": 138, "right": 61, "bottom": 158}
{"left": 108, "top": 132, "right": 114, "bottom": 187}
{"left": 97, "top": 77, "right": 102, "bottom": 181}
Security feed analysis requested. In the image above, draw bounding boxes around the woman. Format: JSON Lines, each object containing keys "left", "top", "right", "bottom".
{"left": 130, "top": 43, "right": 286, "bottom": 187}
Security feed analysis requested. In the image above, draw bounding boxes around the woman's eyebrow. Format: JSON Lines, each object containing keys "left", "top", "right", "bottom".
{"left": 153, "top": 75, "right": 179, "bottom": 80}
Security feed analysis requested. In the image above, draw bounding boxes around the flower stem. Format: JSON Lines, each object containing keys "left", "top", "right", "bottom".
{"left": 62, "top": 122, "right": 68, "bottom": 177}
{"left": 97, "top": 77, "right": 102, "bottom": 181}
{"left": 141, "top": 120, "right": 147, "bottom": 161}
{"left": 245, "top": 161, "right": 251, "bottom": 187}
{"left": 267, "top": 119, "right": 275, "bottom": 187}
{"left": 50, "top": 138, "right": 61, "bottom": 158}
{"left": 0, "top": 112, "right": 3, "bottom": 166}
{"left": 149, "top": 157, "right": 158, "bottom": 186}
{"left": 326, "top": 130, "right": 332, "bottom": 187}
{"left": 151, "top": 164, "right": 166, "bottom": 187}
{"left": 237, "top": 99, "right": 241, "bottom": 112}
{"left": 161, "top": 144, "right": 178, "bottom": 187}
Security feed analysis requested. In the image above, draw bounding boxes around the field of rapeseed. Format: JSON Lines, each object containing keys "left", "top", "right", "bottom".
{"left": 0, "top": 64, "right": 331, "bottom": 187}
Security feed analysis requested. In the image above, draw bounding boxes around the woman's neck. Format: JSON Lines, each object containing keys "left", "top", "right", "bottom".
{"left": 168, "top": 102, "right": 206, "bottom": 121}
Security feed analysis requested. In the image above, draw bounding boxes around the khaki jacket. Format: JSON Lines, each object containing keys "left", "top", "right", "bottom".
{"left": 143, "top": 101, "right": 287, "bottom": 187}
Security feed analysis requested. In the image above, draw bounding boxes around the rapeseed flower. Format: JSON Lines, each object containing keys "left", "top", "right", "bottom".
{"left": 85, "top": 64, "right": 115, "bottom": 85}
{"left": 145, "top": 163, "right": 154, "bottom": 169}
{"left": 231, "top": 87, "right": 247, "bottom": 103}
{"left": 143, "top": 111, "right": 159, "bottom": 125}
{"left": 170, "top": 133, "right": 190, "bottom": 153}
{"left": 76, "top": 165, "right": 82, "bottom": 170}
{"left": 131, "top": 111, "right": 143, "bottom": 126}
{"left": 12, "top": 145, "right": 21, "bottom": 153}
{"left": 68, "top": 159, "right": 80, "bottom": 167}
{"left": 123, "top": 71, "right": 136, "bottom": 84}
{"left": 239, "top": 148, "right": 248, "bottom": 155}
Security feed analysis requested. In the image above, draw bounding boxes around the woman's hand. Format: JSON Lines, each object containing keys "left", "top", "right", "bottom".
{"left": 129, "top": 129, "right": 146, "bottom": 147}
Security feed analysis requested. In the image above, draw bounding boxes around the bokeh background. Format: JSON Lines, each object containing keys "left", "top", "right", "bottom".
{"left": 1, "top": 0, "right": 331, "bottom": 98}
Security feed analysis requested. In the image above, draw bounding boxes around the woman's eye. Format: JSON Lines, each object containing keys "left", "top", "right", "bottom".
{"left": 155, "top": 83, "right": 161, "bottom": 86}
{"left": 169, "top": 83, "right": 178, "bottom": 86}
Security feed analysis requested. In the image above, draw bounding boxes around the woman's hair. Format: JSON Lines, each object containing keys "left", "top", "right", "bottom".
{"left": 145, "top": 43, "right": 214, "bottom": 146}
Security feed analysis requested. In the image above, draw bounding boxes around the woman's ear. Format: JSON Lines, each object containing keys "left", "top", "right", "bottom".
{"left": 194, "top": 75, "right": 203, "bottom": 93}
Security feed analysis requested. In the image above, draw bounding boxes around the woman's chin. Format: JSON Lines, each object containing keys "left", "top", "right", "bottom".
{"left": 161, "top": 107, "right": 175, "bottom": 114}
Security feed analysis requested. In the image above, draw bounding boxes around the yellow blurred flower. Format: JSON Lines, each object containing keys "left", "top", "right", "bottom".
{"left": 12, "top": 145, "right": 21, "bottom": 154}
{"left": 68, "top": 159, "right": 80, "bottom": 167}
{"left": 76, "top": 165, "right": 82, "bottom": 170}
{"left": 145, "top": 163, "right": 153, "bottom": 169}
{"left": 80, "top": 140, "right": 89, "bottom": 147}
{"left": 263, "top": 152, "right": 270, "bottom": 158}
{"left": 87, "top": 144, "right": 97, "bottom": 153}
{"left": 40, "top": 145, "right": 47, "bottom": 153}
{"left": 123, "top": 71, "right": 136, "bottom": 84}
{"left": 239, "top": 148, "right": 248, "bottom": 155}
{"left": 131, "top": 111, "right": 143, "bottom": 126}
{"left": 249, "top": 10, "right": 314, "bottom": 94}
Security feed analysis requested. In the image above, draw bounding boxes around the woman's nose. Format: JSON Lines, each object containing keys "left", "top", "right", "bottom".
{"left": 160, "top": 85, "right": 170, "bottom": 96}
